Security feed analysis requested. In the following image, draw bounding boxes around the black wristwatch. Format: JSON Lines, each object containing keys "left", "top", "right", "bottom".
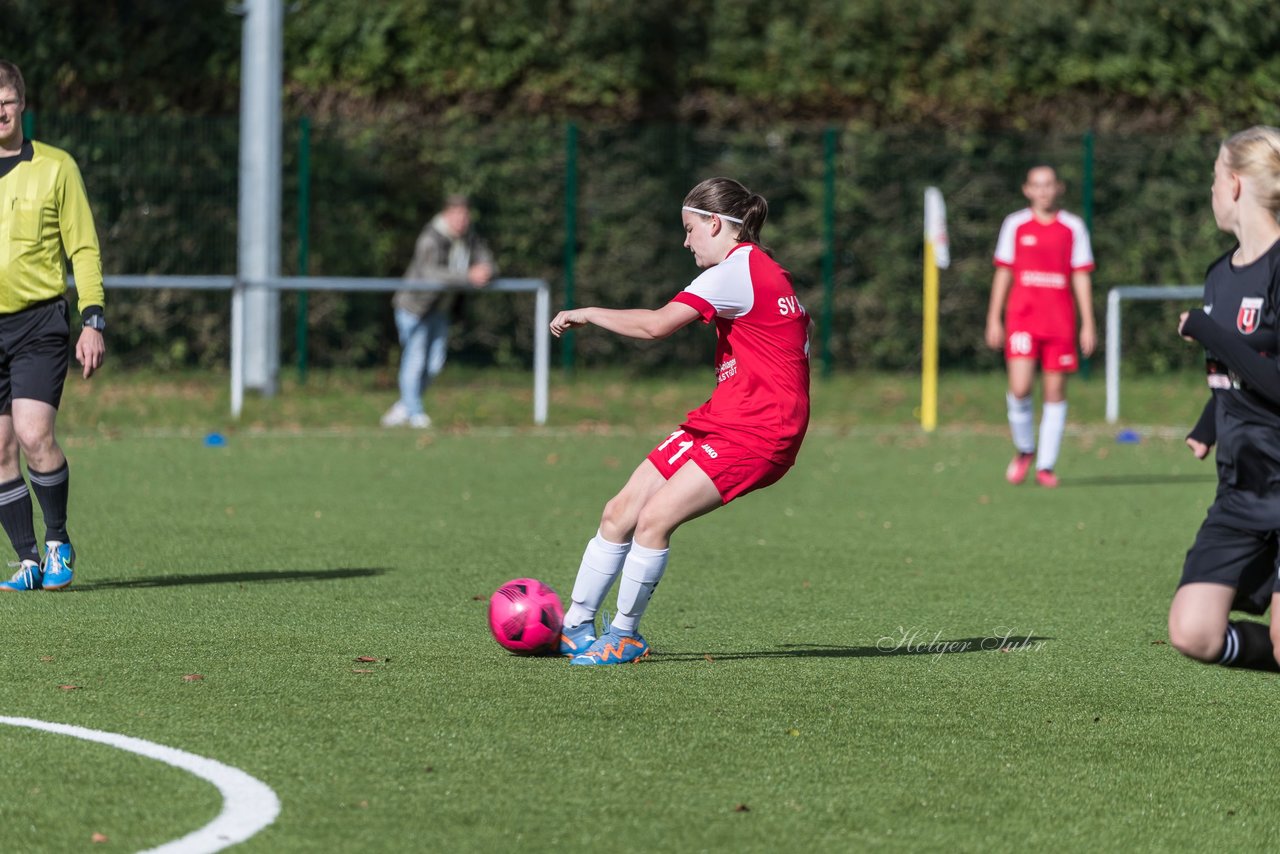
{"left": 83, "top": 314, "right": 106, "bottom": 331}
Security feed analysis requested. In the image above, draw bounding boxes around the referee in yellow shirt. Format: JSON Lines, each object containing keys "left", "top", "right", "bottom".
{"left": 0, "top": 60, "right": 105, "bottom": 592}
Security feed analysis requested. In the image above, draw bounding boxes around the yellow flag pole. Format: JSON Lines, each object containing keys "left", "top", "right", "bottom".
{"left": 921, "top": 239, "right": 939, "bottom": 432}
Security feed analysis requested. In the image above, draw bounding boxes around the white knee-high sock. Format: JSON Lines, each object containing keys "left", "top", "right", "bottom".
{"left": 563, "top": 531, "right": 630, "bottom": 628}
{"left": 1006, "top": 392, "right": 1036, "bottom": 453}
{"left": 1037, "top": 401, "right": 1068, "bottom": 472}
{"left": 610, "top": 542, "right": 669, "bottom": 636}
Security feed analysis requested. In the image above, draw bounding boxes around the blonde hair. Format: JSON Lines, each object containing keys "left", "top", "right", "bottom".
{"left": 1222, "top": 126, "right": 1280, "bottom": 215}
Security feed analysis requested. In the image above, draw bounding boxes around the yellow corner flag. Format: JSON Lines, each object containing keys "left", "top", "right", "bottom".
{"left": 921, "top": 187, "right": 949, "bottom": 432}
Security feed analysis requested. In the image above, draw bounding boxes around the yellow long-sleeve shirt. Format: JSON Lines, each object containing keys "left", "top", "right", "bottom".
{"left": 0, "top": 140, "right": 105, "bottom": 316}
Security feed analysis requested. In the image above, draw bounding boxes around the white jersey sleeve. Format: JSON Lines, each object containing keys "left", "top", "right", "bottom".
{"left": 1059, "top": 211, "right": 1095, "bottom": 270}
{"left": 993, "top": 210, "right": 1025, "bottom": 267}
{"left": 682, "top": 247, "right": 756, "bottom": 319}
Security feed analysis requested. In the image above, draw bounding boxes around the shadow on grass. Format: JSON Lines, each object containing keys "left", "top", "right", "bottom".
{"left": 70, "top": 567, "right": 388, "bottom": 591}
{"left": 652, "top": 636, "right": 1054, "bottom": 663}
{"left": 1059, "top": 473, "right": 1216, "bottom": 488}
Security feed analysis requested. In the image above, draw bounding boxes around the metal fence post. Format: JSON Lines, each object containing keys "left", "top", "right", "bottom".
{"left": 562, "top": 121, "right": 578, "bottom": 375}
{"left": 1081, "top": 130, "right": 1096, "bottom": 380}
{"left": 1105, "top": 287, "right": 1120, "bottom": 423}
{"left": 821, "top": 126, "right": 836, "bottom": 378}
{"left": 534, "top": 282, "right": 550, "bottom": 425}
{"left": 231, "top": 278, "right": 246, "bottom": 419}
{"left": 296, "top": 115, "right": 311, "bottom": 384}
{"left": 237, "top": 0, "right": 283, "bottom": 397}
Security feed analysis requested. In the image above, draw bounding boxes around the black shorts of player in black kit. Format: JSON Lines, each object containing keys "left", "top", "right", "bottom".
{"left": 0, "top": 298, "right": 71, "bottom": 413}
{"left": 1179, "top": 520, "right": 1280, "bottom": 615}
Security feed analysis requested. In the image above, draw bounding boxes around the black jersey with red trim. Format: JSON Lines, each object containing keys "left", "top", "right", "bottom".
{"left": 1186, "top": 238, "right": 1280, "bottom": 529}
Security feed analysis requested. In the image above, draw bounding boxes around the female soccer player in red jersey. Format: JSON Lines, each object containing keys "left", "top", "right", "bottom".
{"left": 1169, "top": 126, "right": 1280, "bottom": 672}
{"left": 548, "top": 177, "right": 811, "bottom": 665}
{"left": 985, "top": 166, "right": 1097, "bottom": 488}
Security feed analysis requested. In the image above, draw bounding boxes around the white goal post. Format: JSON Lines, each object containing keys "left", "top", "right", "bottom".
{"left": 1105, "top": 284, "right": 1201, "bottom": 424}
{"left": 90, "top": 275, "right": 551, "bottom": 424}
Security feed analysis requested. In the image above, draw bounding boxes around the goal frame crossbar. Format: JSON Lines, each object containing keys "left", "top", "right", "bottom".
{"left": 1105, "top": 284, "right": 1201, "bottom": 424}
{"left": 80, "top": 275, "right": 551, "bottom": 424}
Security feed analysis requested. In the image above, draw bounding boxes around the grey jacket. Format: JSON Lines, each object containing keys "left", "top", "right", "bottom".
{"left": 392, "top": 214, "right": 496, "bottom": 318}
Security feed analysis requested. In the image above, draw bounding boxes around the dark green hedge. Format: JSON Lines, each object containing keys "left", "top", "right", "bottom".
{"left": 10, "top": 0, "right": 1278, "bottom": 129}
{"left": 6, "top": 0, "right": 1276, "bottom": 373}
{"left": 36, "top": 113, "right": 1225, "bottom": 374}
{"left": 281, "top": 0, "right": 1280, "bottom": 130}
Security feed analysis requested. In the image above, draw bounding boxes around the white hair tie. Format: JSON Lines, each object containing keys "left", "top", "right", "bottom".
{"left": 682, "top": 205, "right": 744, "bottom": 224}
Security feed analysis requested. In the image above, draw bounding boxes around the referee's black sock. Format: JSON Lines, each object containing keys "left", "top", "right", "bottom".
{"left": 0, "top": 476, "right": 39, "bottom": 564}
{"left": 28, "top": 461, "right": 70, "bottom": 544}
{"left": 1218, "top": 621, "right": 1280, "bottom": 673}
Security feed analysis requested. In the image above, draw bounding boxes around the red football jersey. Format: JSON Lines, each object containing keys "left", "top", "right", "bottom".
{"left": 993, "top": 209, "right": 1095, "bottom": 337}
{"left": 670, "top": 244, "right": 810, "bottom": 466}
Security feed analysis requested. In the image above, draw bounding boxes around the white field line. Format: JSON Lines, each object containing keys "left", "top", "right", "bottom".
{"left": 0, "top": 716, "right": 279, "bottom": 853}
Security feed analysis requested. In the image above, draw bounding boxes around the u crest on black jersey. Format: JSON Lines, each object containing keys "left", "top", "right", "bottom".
{"left": 1237, "top": 297, "right": 1263, "bottom": 335}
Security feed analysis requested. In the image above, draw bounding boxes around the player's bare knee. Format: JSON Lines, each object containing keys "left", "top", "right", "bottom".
{"left": 633, "top": 508, "right": 676, "bottom": 547}
{"left": 1168, "top": 623, "right": 1221, "bottom": 662}
{"left": 13, "top": 427, "right": 56, "bottom": 462}
{"left": 599, "top": 495, "right": 637, "bottom": 542}
{"left": 1008, "top": 382, "right": 1033, "bottom": 399}
{"left": 1167, "top": 607, "right": 1217, "bottom": 661}
{"left": 1172, "top": 639, "right": 1219, "bottom": 663}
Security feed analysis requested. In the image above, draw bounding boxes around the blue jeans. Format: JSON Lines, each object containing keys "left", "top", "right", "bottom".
{"left": 394, "top": 307, "right": 449, "bottom": 416}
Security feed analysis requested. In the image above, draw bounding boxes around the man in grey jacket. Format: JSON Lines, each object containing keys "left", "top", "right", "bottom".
{"left": 382, "top": 194, "right": 495, "bottom": 428}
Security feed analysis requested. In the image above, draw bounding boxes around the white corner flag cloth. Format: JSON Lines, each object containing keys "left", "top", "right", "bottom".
{"left": 924, "top": 186, "right": 950, "bottom": 269}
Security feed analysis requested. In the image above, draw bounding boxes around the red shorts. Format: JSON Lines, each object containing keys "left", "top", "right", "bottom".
{"left": 1004, "top": 330, "right": 1078, "bottom": 373}
{"left": 645, "top": 428, "right": 790, "bottom": 504}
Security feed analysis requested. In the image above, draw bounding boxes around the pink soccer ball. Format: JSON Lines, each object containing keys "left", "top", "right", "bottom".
{"left": 488, "top": 577, "right": 564, "bottom": 654}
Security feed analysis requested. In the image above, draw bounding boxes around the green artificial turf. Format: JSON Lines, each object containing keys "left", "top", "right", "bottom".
{"left": 1, "top": 404, "right": 1275, "bottom": 852}
{"left": 55, "top": 364, "right": 1209, "bottom": 434}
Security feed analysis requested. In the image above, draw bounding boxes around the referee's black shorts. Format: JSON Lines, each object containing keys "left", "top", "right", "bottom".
{"left": 1179, "top": 519, "right": 1280, "bottom": 615}
{"left": 0, "top": 297, "right": 71, "bottom": 413}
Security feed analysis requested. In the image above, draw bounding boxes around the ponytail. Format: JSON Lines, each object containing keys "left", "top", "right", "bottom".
{"left": 683, "top": 177, "right": 772, "bottom": 254}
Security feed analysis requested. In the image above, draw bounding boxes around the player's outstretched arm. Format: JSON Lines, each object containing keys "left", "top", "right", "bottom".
{"left": 550, "top": 302, "right": 701, "bottom": 340}
{"left": 1181, "top": 309, "right": 1280, "bottom": 405}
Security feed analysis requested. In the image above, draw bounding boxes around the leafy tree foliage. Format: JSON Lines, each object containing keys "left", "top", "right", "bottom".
{"left": 6, "top": 0, "right": 240, "bottom": 114}
{"left": 3, "top": 0, "right": 1277, "bottom": 371}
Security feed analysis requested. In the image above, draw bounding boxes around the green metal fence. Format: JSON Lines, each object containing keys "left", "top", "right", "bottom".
{"left": 27, "top": 112, "right": 1221, "bottom": 375}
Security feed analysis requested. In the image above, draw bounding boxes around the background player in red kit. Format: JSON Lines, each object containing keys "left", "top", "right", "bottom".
{"left": 985, "top": 165, "right": 1096, "bottom": 488}
{"left": 548, "top": 177, "right": 811, "bottom": 665}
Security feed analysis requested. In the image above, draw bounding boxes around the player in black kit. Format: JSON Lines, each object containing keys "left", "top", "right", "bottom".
{"left": 1169, "top": 126, "right": 1280, "bottom": 672}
